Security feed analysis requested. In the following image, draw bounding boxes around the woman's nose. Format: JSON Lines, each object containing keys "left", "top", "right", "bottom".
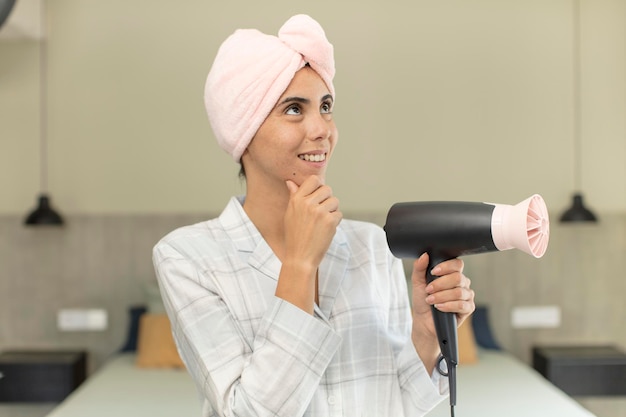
{"left": 307, "top": 113, "right": 331, "bottom": 141}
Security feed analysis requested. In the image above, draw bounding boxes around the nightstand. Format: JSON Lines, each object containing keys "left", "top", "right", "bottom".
{"left": 0, "top": 350, "right": 87, "bottom": 402}
{"left": 533, "top": 345, "right": 626, "bottom": 396}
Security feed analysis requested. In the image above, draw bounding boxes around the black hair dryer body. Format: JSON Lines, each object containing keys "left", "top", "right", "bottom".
{"left": 383, "top": 194, "right": 550, "bottom": 414}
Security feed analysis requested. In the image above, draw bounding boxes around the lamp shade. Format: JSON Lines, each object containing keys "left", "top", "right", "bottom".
{"left": 24, "top": 194, "right": 64, "bottom": 226}
{"left": 0, "top": 0, "right": 16, "bottom": 29}
{"left": 559, "top": 193, "right": 597, "bottom": 223}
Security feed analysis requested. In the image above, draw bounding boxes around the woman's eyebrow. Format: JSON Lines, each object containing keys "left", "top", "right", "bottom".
{"left": 278, "top": 96, "right": 309, "bottom": 106}
{"left": 278, "top": 94, "right": 333, "bottom": 106}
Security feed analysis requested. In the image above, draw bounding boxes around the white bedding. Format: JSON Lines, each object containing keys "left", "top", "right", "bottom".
{"left": 45, "top": 350, "right": 596, "bottom": 417}
{"left": 426, "top": 350, "right": 596, "bottom": 416}
{"left": 44, "top": 353, "right": 199, "bottom": 417}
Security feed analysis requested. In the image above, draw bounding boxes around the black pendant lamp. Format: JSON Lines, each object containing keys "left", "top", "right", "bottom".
{"left": 0, "top": 0, "right": 16, "bottom": 29}
{"left": 24, "top": 0, "right": 64, "bottom": 226}
{"left": 25, "top": 194, "right": 64, "bottom": 225}
{"left": 560, "top": 0, "right": 597, "bottom": 224}
{"left": 560, "top": 193, "right": 597, "bottom": 222}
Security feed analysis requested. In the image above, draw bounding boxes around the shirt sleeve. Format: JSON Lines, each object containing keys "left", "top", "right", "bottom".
{"left": 153, "top": 242, "right": 342, "bottom": 417}
{"left": 387, "top": 255, "right": 449, "bottom": 414}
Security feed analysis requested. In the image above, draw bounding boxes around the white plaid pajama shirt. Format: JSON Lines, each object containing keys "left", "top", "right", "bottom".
{"left": 153, "top": 197, "right": 448, "bottom": 417}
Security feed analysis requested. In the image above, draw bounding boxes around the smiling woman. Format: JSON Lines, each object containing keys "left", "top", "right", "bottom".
{"left": 151, "top": 13, "right": 475, "bottom": 417}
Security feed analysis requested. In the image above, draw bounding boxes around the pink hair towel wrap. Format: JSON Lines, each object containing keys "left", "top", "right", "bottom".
{"left": 204, "top": 14, "right": 335, "bottom": 162}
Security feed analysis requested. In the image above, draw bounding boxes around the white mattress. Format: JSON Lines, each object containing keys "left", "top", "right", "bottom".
{"left": 45, "top": 350, "right": 596, "bottom": 417}
{"left": 44, "top": 353, "right": 200, "bottom": 417}
{"left": 426, "top": 350, "right": 596, "bottom": 416}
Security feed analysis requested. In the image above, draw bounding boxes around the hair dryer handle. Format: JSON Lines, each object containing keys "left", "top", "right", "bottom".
{"left": 428, "top": 255, "right": 458, "bottom": 407}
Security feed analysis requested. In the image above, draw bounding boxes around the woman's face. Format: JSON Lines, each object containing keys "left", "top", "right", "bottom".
{"left": 241, "top": 66, "right": 338, "bottom": 188}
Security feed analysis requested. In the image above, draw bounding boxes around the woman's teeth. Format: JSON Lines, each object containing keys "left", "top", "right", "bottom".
{"left": 299, "top": 153, "right": 326, "bottom": 162}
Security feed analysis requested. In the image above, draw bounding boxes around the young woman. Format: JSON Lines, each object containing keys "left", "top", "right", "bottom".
{"left": 153, "top": 14, "right": 474, "bottom": 417}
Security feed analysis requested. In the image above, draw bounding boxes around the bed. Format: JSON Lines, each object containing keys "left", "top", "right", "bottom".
{"left": 44, "top": 353, "right": 200, "bottom": 417}
{"left": 43, "top": 349, "right": 595, "bottom": 417}
{"left": 426, "top": 349, "right": 596, "bottom": 416}
{"left": 43, "top": 305, "right": 596, "bottom": 417}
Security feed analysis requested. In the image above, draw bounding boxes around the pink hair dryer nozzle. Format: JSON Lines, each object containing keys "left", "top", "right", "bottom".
{"left": 490, "top": 194, "right": 550, "bottom": 258}
{"left": 384, "top": 194, "right": 549, "bottom": 414}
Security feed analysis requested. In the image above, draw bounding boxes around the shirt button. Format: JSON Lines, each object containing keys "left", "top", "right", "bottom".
{"left": 328, "top": 395, "right": 336, "bottom": 405}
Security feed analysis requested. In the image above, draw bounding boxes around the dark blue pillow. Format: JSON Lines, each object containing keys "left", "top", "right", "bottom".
{"left": 120, "top": 305, "right": 147, "bottom": 352}
{"left": 472, "top": 305, "right": 501, "bottom": 350}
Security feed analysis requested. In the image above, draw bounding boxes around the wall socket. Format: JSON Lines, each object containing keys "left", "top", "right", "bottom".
{"left": 511, "top": 305, "right": 561, "bottom": 328}
{"left": 57, "top": 309, "right": 108, "bottom": 331}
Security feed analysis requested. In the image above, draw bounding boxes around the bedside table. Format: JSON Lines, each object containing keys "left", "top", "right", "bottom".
{"left": 532, "top": 345, "right": 626, "bottom": 396}
{"left": 0, "top": 350, "right": 87, "bottom": 402}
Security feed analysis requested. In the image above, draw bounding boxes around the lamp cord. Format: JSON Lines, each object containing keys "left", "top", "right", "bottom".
{"left": 39, "top": 0, "right": 48, "bottom": 194}
{"left": 572, "top": 0, "right": 582, "bottom": 191}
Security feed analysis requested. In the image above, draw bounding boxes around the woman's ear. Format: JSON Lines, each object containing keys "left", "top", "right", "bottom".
{"left": 238, "top": 149, "right": 250, "bottom": 179}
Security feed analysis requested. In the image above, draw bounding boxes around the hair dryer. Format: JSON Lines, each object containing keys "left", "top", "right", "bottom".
{"left": 383, "top": 194, "right": 549, "bottom": 415}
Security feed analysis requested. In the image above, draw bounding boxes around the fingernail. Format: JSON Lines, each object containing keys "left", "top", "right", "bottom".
{"left": 431, "top": 266, "right": 441, "bottom": 275}
{"left": 426, "top": 295, "right": 435, "bottom": 304}
{"left": 425, "top": 284, "right": 434, "bottom": 293}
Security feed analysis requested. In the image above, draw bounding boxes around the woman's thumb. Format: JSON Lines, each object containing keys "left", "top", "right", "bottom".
{"left": 285, "top": 180, "right": 299, "bottom": 194}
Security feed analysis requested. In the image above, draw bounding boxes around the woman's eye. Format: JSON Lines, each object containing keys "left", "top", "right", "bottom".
{"left": 321, "top": 102, "right": 332, "bottom": 114}
{"left": 285, "top": 105, "right": 301, "bottom": 115}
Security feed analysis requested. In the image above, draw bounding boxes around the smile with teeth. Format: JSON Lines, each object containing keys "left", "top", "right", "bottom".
{"left": 298, "top": 153, "right": 327, "bottom": 162}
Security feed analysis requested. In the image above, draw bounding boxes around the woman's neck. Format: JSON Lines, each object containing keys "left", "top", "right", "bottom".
{"left": 242, "top": 182, "right": 290, "bottom": 259}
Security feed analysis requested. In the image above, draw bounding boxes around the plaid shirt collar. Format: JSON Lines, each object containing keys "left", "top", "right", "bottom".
{"left": 218, "top": 195, "right": 351, "bottom": 318}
